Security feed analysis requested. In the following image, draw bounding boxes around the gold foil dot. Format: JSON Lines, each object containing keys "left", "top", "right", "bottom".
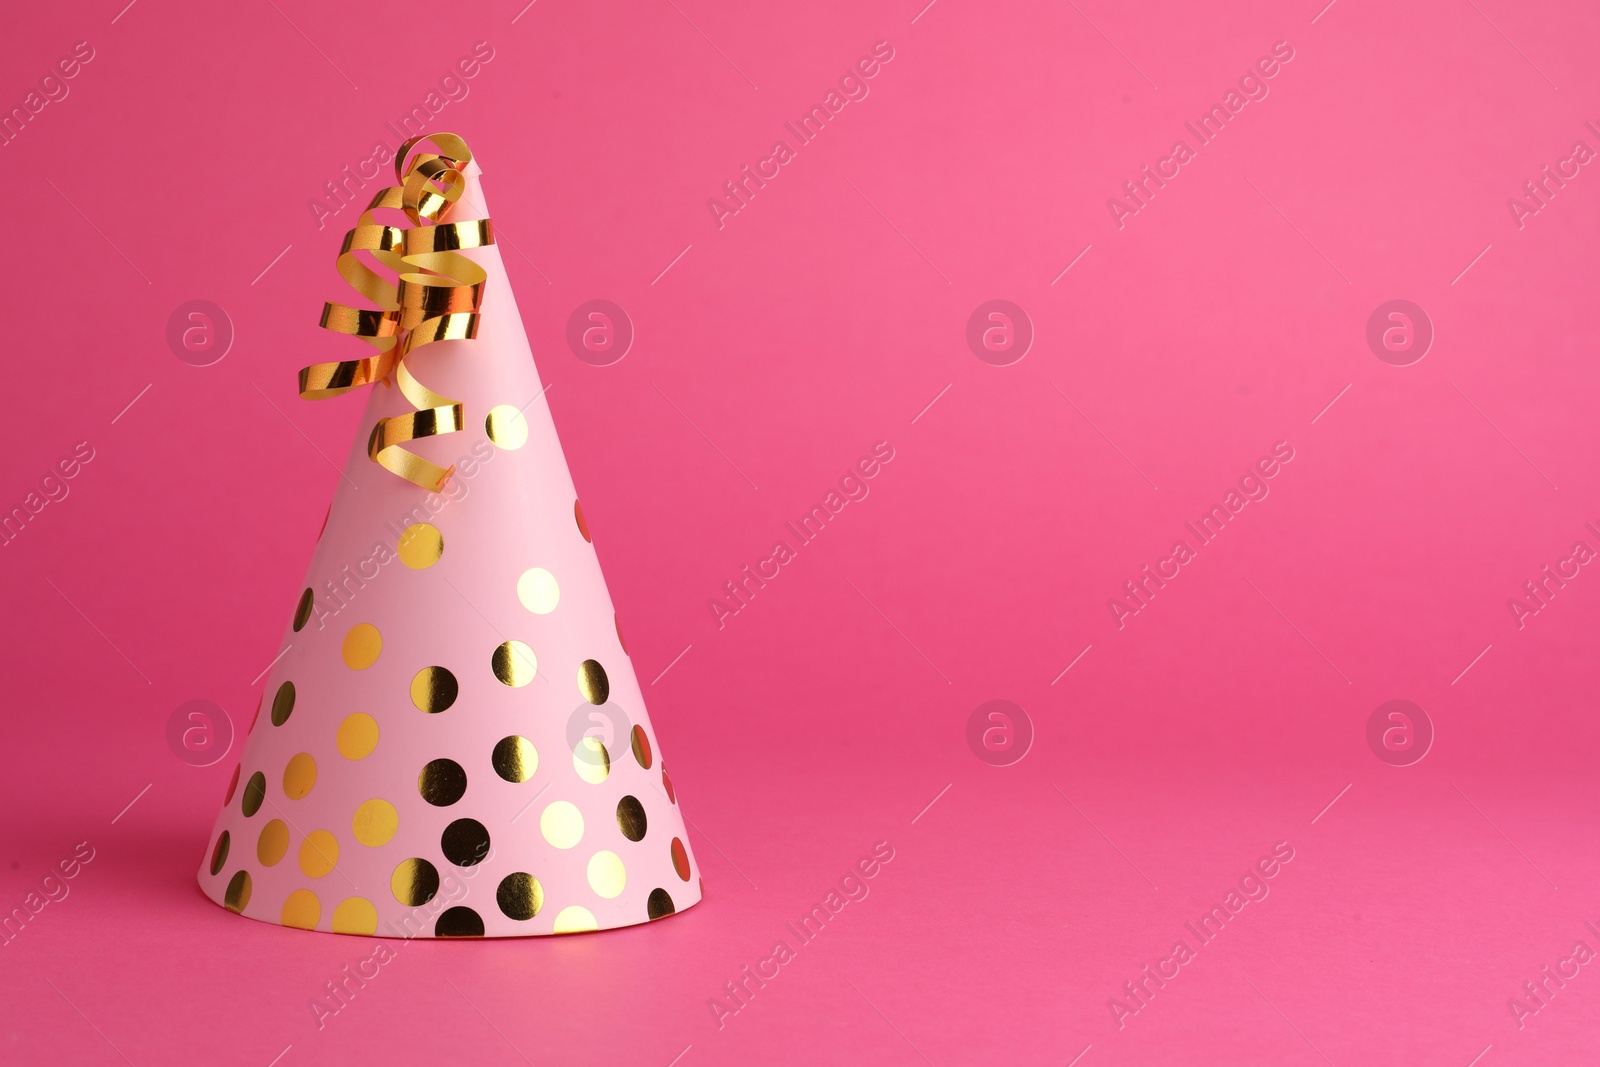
{"left": 671, "top": 838, "right": 690, "bottom": 881}
{"left": 271, "top": 681, "right": 295, "bottom": 727}
{"left": 398, "top": 523, "right": 444, "bottom": 569}
{"left": 299, "top": 830, "right": 339, "bottom": 878}
{"left": 574, "top": 499, "right": 591, "bottom": 542}
{"left": 332, "top": 897, "right": 378, "bottom": 935}
{"left": 337, "top": 713, "right": 379, "bottom": 760}
{"left": 553, "top": 906, "right": 597, "bottom": 934}
{"left": 224, "top": 870, "right": 252, "bottom": 913}
{"left": 241, "top": 771, "right": 267, "bottom": 817}
{"left": 631, "top": 725, "right": 653, "bottom": 769}
{"left": 497, "top": 873, "right": 544, "bottom": 920}
{"left": 647, "top": 888, "right": 676, "bottom": 920}
{"left": 540, "top": 801, "right": 585, "bottom": 849}
{"left": 342, "top": 623, "right": 383, "bottom": 670}
{"left": 492, "top": 640, "right": 537, "bottom": 687}
{"left": 353, "top": 799, "right": 399, "bottom": 847}
{"left": 435, "top": 906, "right": 485, "bottom": 937}
{"left": 391, "top": 858, "right": 440, "bottom": 906}
{"left": 281, "top": 889, "right": 321, "bottom": 930}
{"left": 573, "top": 738, "right": 610, "bottom": 785}
{"left": 587, "top": 851, "right": 626, "bottom": 898}
{"left": 418, "top": 758, "right": 467, "bottom": 806}
{"left": 282, "top": 752, "right": 318, "bottom": 800}
{"left": 209, "top": 831, "right": 230, "bottom": 876}
{"left": 615, "top": 613, "right": 627, "bottom": 653}
{"left": 485, "top": 404, "right": 529, "bottom": 450}
{"left": 577, "top": 659, "right": 609, "bottom": 705}
{"left": 223, "top": 765, "right": 240, "bottom": 806}
{"left": 257, "top": 819, "right": 289, "bottom": 866}
{"left": 293, "top": 587, "right": 315, "bottom": 632}
{"left": 663, "top": 767, "right": 676, "bottom": 804}
{"left": 517, "top": 567, "right": 560, "bottom": 615}
{"left": 492, "top": 736, "right": 538, "bottom": 783}
{"left": 410, "top": 666, "right": 458, "bottom": 713}
{"left": 616, "top": 796, "right": 647, "bottom": 841}
{"left": 441, "top": 818, "right": 491, "bottom": 867}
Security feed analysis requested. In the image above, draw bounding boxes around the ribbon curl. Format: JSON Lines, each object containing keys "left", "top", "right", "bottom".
{"left": 298, "top": 133, "right": 494, "bottom": 491}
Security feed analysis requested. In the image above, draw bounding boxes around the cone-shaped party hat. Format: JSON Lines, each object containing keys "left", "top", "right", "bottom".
{"left": 199, "top": 136, "right": 701, "bottom": 937}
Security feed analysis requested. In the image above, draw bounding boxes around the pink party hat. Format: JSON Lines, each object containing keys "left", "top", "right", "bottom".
{"left": 198, "top": 136, "right": 702, "bottom": 937}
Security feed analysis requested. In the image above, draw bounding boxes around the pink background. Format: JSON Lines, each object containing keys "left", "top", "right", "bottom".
{"left": 3, "top": 0, "right": 1599, "bottom": 1064}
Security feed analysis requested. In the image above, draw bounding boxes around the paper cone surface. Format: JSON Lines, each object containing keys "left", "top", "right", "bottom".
{"left": 198, "top": 165, "right": 701, "bottom": 937}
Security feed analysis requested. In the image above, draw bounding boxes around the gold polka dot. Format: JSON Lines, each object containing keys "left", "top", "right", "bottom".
{"left": 337, "top": 713, "right": 379, "bottom": 759}
{"left": 491, "top": 640, "right": 537, "bottom": 687}
{"left": 293, "top": 587, "right": 314, "bottom": 632}
{"left": 281, "top": 889, "right": 320, "bottom": 930}
{"left": 241, "top": 771, "right": 266, "bottom": 816}
{"left": 332, "top": 897, "right": 379, "bottom": 935}
{"left": 587, "top": 851, "right": 626, "bottom": 898}
{"left": 410, "top": 666, "right": 458, "bottom": 713}
{"left": 435, "top": 906, "right": 484, "bottom": 937}
{"left": 283, "top": 752, "right": 318, "bottom": 800}
{"left": 553, "top": 905, "right": 597, "bottom": 934}
{"left": 648, "top": 888, "right": 676, "bottom": 919}
{"left": 299, "top": 830, "right": 339, "bottom": 878}
{"left": 492, "top": 736, "right": 538, "bottom": 783}
{"left": 616, "top": 796, "right": 647, "bottom": 841}
{"left": 209, "top": 831, "right": 230, "bottom": 876}
{"left": 577, "top": 659, "right": 609, "bottom": 704}
{"left": 671, "top": 837, "right": 690, "bottom": 881}
{"left": 574, "top": 500, "right": 591, "bottom": 542}
{"left": 540, "top": 801, "right": 585, "bottom": 849}
{"left": 485, "top": 404, "right": 529, "bottom": 449}
{"left": 440, "top": 818, "right": 491, "bottom": 867}
{"left": 418, "top": 758, "right": 467, "bottom": 805}
{"left": 398, "top": 523, "right": 444, "bottom": 569}
{"left": 353, "top": 799, "right": 399, "bottom": 847}
{"left": 497, "top": 873, "right": 544, "bottom": 920}
{"left": 224, "top": 870, "right": 252, "bottom": 913}
{"left": 573, "top": 737, "right": 610, "bottom": 784}
{"left": 631, "top": 725, "right": 653, "bottom": 769}
{"left": 271, "top": 681, "right": 295, "bottom": 727}
{"left": 391, "top": 858, "right": 440, "bottom": 906}
{"left": 517, "top": 568, "right": 560, "bottom": 614}
{"left": 342, "top": 623, "right": 382, "bottom": 670}
{"left": 256, "top": 819, "right": 289, "bottom": 866}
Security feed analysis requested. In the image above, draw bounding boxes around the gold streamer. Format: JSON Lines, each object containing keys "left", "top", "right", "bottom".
{"left": 297, "top": 133, "right": 494, "bottom": 490}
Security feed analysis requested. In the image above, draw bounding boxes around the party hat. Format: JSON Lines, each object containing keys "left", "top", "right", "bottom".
{"left": 198, "top": 136, "right": 702, "bottom": 937}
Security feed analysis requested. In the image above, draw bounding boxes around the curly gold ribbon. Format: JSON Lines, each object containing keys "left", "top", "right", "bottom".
{"left": 297, "top": 133, "right": 494, "bottom": 490}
